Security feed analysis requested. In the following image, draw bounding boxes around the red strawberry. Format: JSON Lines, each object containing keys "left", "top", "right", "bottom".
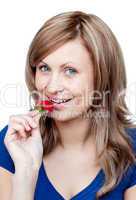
{"left": 36, "top": 100, "right": 54, "bottom": 112}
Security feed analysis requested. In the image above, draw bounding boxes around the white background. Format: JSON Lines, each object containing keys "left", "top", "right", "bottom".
{"left": 0, "top": 0, "right": 136, "bottom": 129}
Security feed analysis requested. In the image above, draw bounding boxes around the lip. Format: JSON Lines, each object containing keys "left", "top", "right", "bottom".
{"left": 52, "top": 98, "right": 73, "bottom": 110}
{"left": 47, "top": 95, "right": 72, "bottom": 101}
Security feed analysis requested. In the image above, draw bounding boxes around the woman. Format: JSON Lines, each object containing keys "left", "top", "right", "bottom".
{"left": 0, "top": 10, "right": 136, "bottom": 200}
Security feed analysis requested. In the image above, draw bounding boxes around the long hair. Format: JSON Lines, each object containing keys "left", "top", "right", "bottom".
{"left": 25, "top": 10, "right": 136, "bottom": 198}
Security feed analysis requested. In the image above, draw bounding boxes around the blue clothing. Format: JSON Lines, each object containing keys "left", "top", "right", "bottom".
{"left": 0, "top": 124, "right": 136, "bottom": 200}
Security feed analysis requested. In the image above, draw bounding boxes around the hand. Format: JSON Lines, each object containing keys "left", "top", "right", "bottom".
{"left": 4, "top": 110, "right": 43, "bottom": 171}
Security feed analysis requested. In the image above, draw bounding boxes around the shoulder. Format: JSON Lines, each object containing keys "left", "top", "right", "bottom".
{"left": 0, "top": 124, "right": 15, "bottom": 173}
{"left": 125, "top": 127, "right": 136, "bottom": 154}
{"left": 0, "top": 124, "right": 8, "bottom": 140}
{"left": 118, "top": 127, "right": 136, "bottom": 190}
{"left": 124, "top": 127, "right": 136, "bottom": 198}
{"left": 0, "top": 124, "right": 9, "bottom": 148}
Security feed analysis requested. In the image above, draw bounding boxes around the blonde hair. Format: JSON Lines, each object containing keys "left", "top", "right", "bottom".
{"left": 25, "top": 10, "right": 136, "bottom": 198}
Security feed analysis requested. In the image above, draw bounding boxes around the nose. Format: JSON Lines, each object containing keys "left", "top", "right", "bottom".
{"left": 46, "top": 73, "right": 64, "bottom": 95}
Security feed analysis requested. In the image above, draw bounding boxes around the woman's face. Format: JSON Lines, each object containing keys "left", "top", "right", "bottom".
{"left": 35, "top": 38, "right": 94, "bottom": 121}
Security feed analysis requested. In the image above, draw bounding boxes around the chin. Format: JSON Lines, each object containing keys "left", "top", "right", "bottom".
{"left": 49, "top": 109, "right": 84, "bottom": 122}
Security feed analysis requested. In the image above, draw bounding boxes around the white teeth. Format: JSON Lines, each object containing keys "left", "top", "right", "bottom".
{"left": 52, "top": 99, "right": 64, "bottom": 103}
{"left": 51, "top": 99, "right": 71, "bottom": 104}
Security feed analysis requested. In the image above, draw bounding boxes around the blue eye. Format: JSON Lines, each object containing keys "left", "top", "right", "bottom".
{"left": 38, "top": 64, "right": 77, "bottom": 76}
{"left": 65, "top": 67, "right": 77, "bottom": 76}
{"left": 39, "top": 64, "right": 50, "bottom": 72}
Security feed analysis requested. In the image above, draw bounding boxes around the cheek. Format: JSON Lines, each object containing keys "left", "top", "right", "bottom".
{"left": 35, "top": 74, "right": 48, "bottom": 90}
{"left": 73, "top": 83, "right": 93, "bottom": 108}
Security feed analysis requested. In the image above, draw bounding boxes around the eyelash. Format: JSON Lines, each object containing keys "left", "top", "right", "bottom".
{"left": 38, "top": 65, "right": 77, "bottom": 76}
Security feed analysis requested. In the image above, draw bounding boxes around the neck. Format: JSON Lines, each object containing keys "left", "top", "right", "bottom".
{"left": 54, "top": 117, "right": 93, "bottom": 150}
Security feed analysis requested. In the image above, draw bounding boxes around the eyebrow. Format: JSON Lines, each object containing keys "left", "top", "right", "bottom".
{"left": 39, "top": 60, "right": 75, "bottom": 68}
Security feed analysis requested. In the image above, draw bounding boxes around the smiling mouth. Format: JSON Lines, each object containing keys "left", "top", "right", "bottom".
{"left": 50, "top": 98, "right": 72, "bottom": 104}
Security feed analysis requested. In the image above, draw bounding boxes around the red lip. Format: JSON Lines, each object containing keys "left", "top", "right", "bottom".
{"left": 47, "top": 95, "right": 72, "bottom": 101}
{"left": 51, "top": 98, "right": 72, "bottom": 110}
{"left": 47, "top": 95, "right": 61, "bottom": 101}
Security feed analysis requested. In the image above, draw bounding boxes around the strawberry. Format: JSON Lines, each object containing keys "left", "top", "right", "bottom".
{"left": 35, "top": 100, "right": 54, "bottom": 113}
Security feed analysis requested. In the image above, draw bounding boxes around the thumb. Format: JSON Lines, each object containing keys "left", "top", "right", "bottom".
{"left": 31, "top": 111, "right": 42, "bottom": 138}
{"left": 31, "top": 111, "right": 48, "bottom": 139}
{"left": 33, "top": 111, "right": 41, "bottom": 126}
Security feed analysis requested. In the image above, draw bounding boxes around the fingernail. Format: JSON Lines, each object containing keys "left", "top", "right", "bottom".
{"left": 27, "top": 126, "right": 31, "bottom": 131}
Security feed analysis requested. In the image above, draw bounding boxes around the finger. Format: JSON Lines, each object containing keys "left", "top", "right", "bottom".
{"left": 27, "top": 110, "right": 39, "bottom": 117}
{"left": 30, "top": 113, "right": 42, "bottom": 139}
{"left": 10, "top": 117, "right": 31, "bottom": 131}
{"left": 22, "top": 115, "right": 37, "bottom": 129}
{"left": 10, "top": 114, "right": 37, "bottom": 129}
{"left": 8, "top": 123, "right": 27, "bottom": 138}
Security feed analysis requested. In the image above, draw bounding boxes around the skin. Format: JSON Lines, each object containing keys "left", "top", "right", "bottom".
{"left": 35, "top": 37, "right": 95, "bottom": 150}
{"left": 34, "top": 38, "right": 136, "bottom": 199}
{"left": 2, "top": 37, "right": 134, "bottom": 200}
{"left": 35, "top": 37, "right": 99, "bottom": 199}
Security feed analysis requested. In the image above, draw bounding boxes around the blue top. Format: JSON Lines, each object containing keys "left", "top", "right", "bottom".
{"left": 0, "top": 124, "right": 136, "bottom": 200}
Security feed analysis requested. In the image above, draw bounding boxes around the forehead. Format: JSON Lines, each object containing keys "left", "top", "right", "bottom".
{"left": 41, "top": 38, "right": 93, "bottom": 67}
